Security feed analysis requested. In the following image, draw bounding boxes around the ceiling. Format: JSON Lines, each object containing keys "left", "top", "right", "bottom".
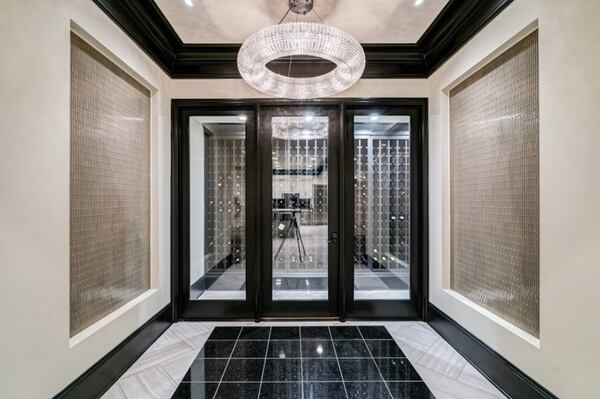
{"left": 154, "top": 0, "right": 449, "bottom": 44}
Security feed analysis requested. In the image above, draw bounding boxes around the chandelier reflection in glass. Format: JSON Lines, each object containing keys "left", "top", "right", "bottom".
{"left": 237, "top": 0, "right": 365, "bottom": 99}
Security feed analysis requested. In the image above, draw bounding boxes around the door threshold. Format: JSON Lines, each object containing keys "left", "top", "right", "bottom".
{"left": 258, "top": 316, "right": 340, "bottom": 322}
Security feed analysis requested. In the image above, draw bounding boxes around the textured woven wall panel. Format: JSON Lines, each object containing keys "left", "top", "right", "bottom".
{"left": 70, "top": 34, "right": 151, "bottom": 336}
{"left": 450, "top": 32, "right": 539, "bottom": 337}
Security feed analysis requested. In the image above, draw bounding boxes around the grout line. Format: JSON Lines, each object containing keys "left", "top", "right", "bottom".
{"left": 207, "top": 338, "right": 399, "bottom": 341}
{"left": 413, "top": 336, "right": 441, "bottom": 367}
{"left": 198, "top": 355, "right": 412, "bottom": 360}
{"left": 158, "top": 365, "right": 177, "bottom": 385}
{"left": 300, "top": 328, "right": 304, "bottom": 399}
{"left": 357, "top": 326, "right": 394, "bottom": 399}
{"left": 256, "top": 327, "right": 272, "bottom": 398}
{"left": 115, "top": 381, "right": 127, "bottom": 399}
{"left": 212, "top": 327, "right": 243, "bottom": 399}
{"left": 328, "top": 327, "right": 350, "bottom": 399}
{"left": 180, "top": 379, "right": 416, "bottom": 384}
{"left": 454, "top": 359, "right": 469, "bottom": 381}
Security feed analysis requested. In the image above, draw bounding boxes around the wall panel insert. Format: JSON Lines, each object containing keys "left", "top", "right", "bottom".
{"left": 450, "top": 32, "right": 539, "bottom": 337}
{"left": 70, "top": 33, "right": 151, "bottom": 336}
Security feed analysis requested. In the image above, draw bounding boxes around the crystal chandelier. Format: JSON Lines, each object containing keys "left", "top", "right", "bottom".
{"left": 237, "top": 0, "right": 365, "bottom": 99}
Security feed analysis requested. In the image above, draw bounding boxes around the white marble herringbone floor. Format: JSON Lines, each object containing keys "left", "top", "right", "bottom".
{"left": 102, "top": 321, "right": 507, "bottom": 399}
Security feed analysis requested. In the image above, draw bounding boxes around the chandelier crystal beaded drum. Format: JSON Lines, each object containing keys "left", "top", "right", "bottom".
{"left": 237, "top": 0, "right": 366, "bottom": 99}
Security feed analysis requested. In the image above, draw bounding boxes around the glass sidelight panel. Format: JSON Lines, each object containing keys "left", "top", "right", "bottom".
{"left": 353, "top": 115, "right": 411, "bottom": 300}
{"left": 189, "top": 116, "right": 246, "bottom": 300}
{"left": 271, "top": 116, "right": 329, "bottom": 301}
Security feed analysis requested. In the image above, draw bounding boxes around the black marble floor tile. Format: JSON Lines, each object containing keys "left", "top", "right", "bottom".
{"left": 333, "top": 340, "right": 371, "bottom": 358}
{"left": 329, "top": 326, "right": 362, "bottom": 340}
{"left": 232, "top": 340, "right": 268, "bottom": 358}
{"left": 301, "top": 339, "right": 335, "bottom": 358}
{"left": 302, "top": 359, "right": 342, "bottom": 382}
{"left": 239, "top": 326, "right": 271, "bottom": 340}
{"left": 182, "top": 359, "right": 228, "bottom": 382}
{"left": 171, "top": 382, "right": 218, "bottom": 399}
{"left": 359, "top": 326, "right": 393, "bottom": 340}
{"left": 259, "top": 383, "right": 302, "bottom": 399}
{"left": 387, "top": 381, "right": 435, "bottom": 398}
{"left": 301, "top": 326, "right": 331, "bottom": 340}
{"left": 303, "top": 382, "right": 347, "bottom": 399}
{"left": 375, "top": 358, "right": 423, "bottom": 382}
{"left": 208, "top": 326, "right": 241, "bottom": 340}
{"left": 196, "top": 340, "right": 236, "bottom": 358}
{"left": 270, "top": 326, "right": 300, "bottom": 340}
{"left": 345, "top": 381, "right": 392, "bottom": 399}
{"left": 338, "top": 358, "right": 383, "bottom": 381}
{"left": 267, "top": 340, "right": 301, "bottom": 359}
{"left": 214, "top": 382, "right": 260, "bottom": 399}
{"left": 366, "top": 339, "right": 406, "bottom": 358}
{"left": 174, "top": 326, "right": 435, "bottom": 399}
{"left": 262, "top": 359, "right": 301, "bottom": 382}
{"left": 222, "top": 358, "right": 265, "bottom": 382}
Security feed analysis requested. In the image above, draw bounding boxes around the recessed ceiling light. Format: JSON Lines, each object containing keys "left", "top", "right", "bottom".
{"left": 413, "top": 0, "right": 425, "bottom": 6}
{"left": 238, "top": 115, "right": 247, "bottom": 121}
{"left": 370, "top": 114, "right": 379, "bottom": 121}
{"left": 305, "top": 114, "right": 314, "bottom": 122}
{"left": 184, "top": 0, "right": 194, "bottom": 7}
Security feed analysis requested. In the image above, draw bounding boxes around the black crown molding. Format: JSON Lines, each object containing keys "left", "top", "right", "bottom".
{"left": 93, "top": 0, "right": 512, "bottom": 78}
{"left": 427, "top": 304, "right": 558, "bottom": 399}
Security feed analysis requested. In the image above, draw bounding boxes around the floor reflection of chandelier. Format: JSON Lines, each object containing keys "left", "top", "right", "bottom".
{"left": 237, "top": 0, "right": 365, "bottom": 99}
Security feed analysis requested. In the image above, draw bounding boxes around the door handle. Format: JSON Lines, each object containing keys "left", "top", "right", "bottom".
{"left": 328, "top": 232, "right": 339, "bottom": 244}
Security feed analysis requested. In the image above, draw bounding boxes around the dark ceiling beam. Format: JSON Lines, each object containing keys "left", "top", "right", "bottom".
{"left": 92, "top": 0, "right": 513, "bottom": 79}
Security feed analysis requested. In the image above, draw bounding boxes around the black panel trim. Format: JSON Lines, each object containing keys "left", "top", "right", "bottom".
{"left": 427, "top": 303, "right": 558, "bottom": 399}
{"left": 53, "top": 304, "right": 172, "bottom": 399}
{"left": 92, "top": 0, "right": 512, "bottom": 79}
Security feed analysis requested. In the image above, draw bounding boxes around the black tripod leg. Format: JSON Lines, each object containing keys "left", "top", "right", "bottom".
{"left": 295, "top": 220, "right": 307, "bottom": 257}
{"left": 293, "top": 220, "right": 303, "bottom": 262}
{"left": 274, "top": 220, "right": 292, "bottom": 260}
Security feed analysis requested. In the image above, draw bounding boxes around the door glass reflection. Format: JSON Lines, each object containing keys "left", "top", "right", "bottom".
{"left": 272, "top": 116, "right": 329, "bottom": 301}
{"left": 189, "top": 116, "right": 246, "bottom": 300}
{"left": 354, "top": 115, "right": 410, "bottom": 300}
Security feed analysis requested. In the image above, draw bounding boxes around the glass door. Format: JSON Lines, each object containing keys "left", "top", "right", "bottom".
{"left": 173, "top": 100, "right": 426, "bottom": 321}
{"left": 343, "top": 104, "right": 425, "bottom": 319}
{"left": 259, "top": 105, "right": 341, "bottom": 318}
{"left": 179, "top": 107, "right": 258, "bottom": 320}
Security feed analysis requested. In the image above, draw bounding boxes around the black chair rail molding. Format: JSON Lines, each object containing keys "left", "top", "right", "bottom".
{"left": 92, "top": 0, "right": 513, "bottom": 78}
{"left": 427, "top": 304, "right": 559, "bottom": 399}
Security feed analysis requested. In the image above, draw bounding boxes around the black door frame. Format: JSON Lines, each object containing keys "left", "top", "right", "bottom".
{"left": 342, "top": 103, "right": 428, "bottom": 320}
{"left": 171, "top": 98, "right": 428, "bottom": 322}
{"left": 259, "top": 105, "right": 342, "bottom": 319}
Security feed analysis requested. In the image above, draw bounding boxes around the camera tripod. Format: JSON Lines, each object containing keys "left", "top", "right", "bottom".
{"left": 274, "top": 209, "right": 307, "bottom": 262}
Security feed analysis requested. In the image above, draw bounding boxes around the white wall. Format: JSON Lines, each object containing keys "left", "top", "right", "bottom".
{"left": 0, "top": 0, "right": 171, "bottom": 398}
{"left": 2, "top": 0, "right": 598, "bottom": 397}
{"left": 427, "top": 0, "right": 600, "bottom": 397}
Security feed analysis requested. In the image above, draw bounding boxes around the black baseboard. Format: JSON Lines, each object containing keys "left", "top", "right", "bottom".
{"left": 427, "top": 303, "right": 557, "bottom": 399}
{"left": 53, "top": 304, "right": 172, "bottom": 399}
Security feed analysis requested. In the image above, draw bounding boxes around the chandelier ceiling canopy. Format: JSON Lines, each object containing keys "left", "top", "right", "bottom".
{"left": 237, "top": 0, "right": 365, "bottom": 99}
